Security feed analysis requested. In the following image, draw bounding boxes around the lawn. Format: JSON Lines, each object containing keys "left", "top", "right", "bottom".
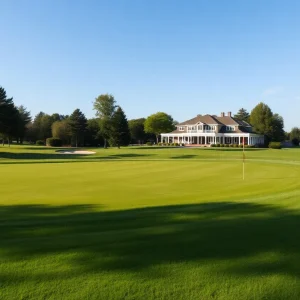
{"left": 1, "top": 145, "right": 300, "bottom": 299}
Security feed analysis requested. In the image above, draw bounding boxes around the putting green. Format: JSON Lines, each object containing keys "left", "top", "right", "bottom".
{"left": 1, "top": 146, "right": 300, "bottom": 299}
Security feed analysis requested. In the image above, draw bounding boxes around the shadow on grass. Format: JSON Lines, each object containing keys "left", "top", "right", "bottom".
{"left": 108, "top": 153, "right": 155, "bottom": 158}
{"left": 0, "top": 152, "right": 155, "bottom": 163}
{"left": 199, "top": 148, "right": 268, "bottom": 152}
{"left": 1, "top": 202, "right": 300, "bottom": 282}
{"left": 0, "top": 152, "right": 85, "bottom": 160}
{"left": 171, "top": 154, "right": 197, "bottom": 159}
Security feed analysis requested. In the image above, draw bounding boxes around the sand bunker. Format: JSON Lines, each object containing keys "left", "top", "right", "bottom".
{"left": 58, "top": 150, "right": 96, "bottom": 155}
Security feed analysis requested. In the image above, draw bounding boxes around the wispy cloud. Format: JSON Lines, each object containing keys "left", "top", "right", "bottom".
{"left": 262, "top": 86, "right": 284, "bottom": 97}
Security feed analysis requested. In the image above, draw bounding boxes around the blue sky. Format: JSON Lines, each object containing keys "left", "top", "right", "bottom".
{"left": 1, "top": 0, "right": 299, "bottom": 130}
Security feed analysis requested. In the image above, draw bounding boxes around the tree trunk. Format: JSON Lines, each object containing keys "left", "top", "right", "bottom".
{"left": 104, "top": 139, "right": 107, "bottom": 149}
{"left": 156, "top": 135, "right": 159, "bottom": 144}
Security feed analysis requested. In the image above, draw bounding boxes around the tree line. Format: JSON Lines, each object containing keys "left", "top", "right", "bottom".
{"left": 1, "top": 85, "right": 299, "bottom": 147}
{"left": 234, "top": 104, "right": 299, "bottom": 145}
{"left": 0, "top": 86, "right": 175, "bottom": 147}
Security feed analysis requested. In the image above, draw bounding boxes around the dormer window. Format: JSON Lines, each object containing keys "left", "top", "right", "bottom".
{"left": 178, "top": 126, "right": 185, "bottom": 131}
{"left": 226, "top": 126, "right": 235, "bottom": 131}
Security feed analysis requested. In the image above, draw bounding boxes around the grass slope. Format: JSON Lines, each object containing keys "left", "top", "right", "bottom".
{"left": 1, "top": 146, "right": 300, "bottom": 299}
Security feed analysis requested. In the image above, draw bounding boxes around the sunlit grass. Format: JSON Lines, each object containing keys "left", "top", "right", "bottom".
{"left": 0, "top": 145, "right": 300, "bottom": 299}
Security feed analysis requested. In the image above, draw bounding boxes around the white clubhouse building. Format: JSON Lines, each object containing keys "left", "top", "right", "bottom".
{"left": 161, "top": 112, "right": 265, "bottom": 146}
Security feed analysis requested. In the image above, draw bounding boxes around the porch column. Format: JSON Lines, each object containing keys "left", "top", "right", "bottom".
{"left": 197, "top": 136, "right": 199, "bottom": 144}
{"left": 205, "top": 136, "right": 207, "bottom": 145}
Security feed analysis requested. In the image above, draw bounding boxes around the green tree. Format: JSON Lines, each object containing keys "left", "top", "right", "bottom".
{"left": 68, "top": 109, "right": 87, "bottom": 147}
{"left": 16, "top": 106, "right": 32, "bottom": 144}
{"left": 128, "top": 118, "right": 146, "bottom": 144}
{"left": 250, "top": 103, "right": 273, "bottom": 143}
{"left": 271, "top": 113, "right": 285, "bottom": 142}
{"left": 52, "top": 120, "right": 72, "bottom": 145}
{"left": 109, "top": 106, "right": 131, "bottom": 148}
{"left": 234, "top": 108, "right": 250, "bottom": 122}
{"left": 32, "top": 112, "right": 54, "bottom": 141}
{"left": 0, "top": 86, "right": 19, "bottom": 146}
{"left": 290, "top": 127, "right": 300, "bottom": 146}
{"left": 85, "top": 118, "right": 104, "bottom": 147}
{"left": 144, "top": 112, "right": 175, "bottom": 144}
{"left": 93, "top": 94, "right": 116, "bottom": 148}
{"left": 51, "top": 113, "right": 66, "bottom": 122}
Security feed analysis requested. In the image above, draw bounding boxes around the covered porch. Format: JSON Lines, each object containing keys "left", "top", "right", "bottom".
{"left": 161, "top": 133, "right": 264, "bottom": 146}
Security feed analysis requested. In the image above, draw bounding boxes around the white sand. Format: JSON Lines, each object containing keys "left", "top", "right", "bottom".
{"left": 58, "top": 150, "right": 96, "bottom": 155}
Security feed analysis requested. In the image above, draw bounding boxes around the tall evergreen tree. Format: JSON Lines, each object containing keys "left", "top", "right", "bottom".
{"left": 93, "top": 94, "right": 116, "bottom": 148}
{"left": 16, "top": 106, "right": 32, "bottom": 144}
{"left": 110, "top": 106, "right": 130, "bottom": 148}
{"left": 0, "top": 86, "right": 19, "bottom": 146}
{"left": 234, "top": 108, "right": 250, "bottom": 122}
{"left": 85, "top": 118, "right": 104, "bottom": 147}
{"left": 69, "top": 109, "right": 87, "bottom": 147}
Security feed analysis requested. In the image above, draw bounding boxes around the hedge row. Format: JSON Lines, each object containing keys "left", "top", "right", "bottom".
{"left": 46, "top": 138, "right": 62, "bottom": 147}
{"left": 36, "top": 140, "right": 45, "bottom": 146}
{"left": 158, "top": 143, "right": 181, "bottom": 147}
{"left": 211, "top": 144, "right": 256, "bottom": 148}
{"left": 268, "top": 142, "right": 282, "bottom": 149}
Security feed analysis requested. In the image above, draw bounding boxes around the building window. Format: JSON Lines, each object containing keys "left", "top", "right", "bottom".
{"left": 226, "top": 126, "right": 235, "bottom": 131}
{"left": 179, "top": 126, "right": 184, "bottom": 131}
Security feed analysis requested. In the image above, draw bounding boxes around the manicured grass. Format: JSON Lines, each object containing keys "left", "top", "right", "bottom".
{"left": 1, "top": 145, "right": 300, "bottom": 299}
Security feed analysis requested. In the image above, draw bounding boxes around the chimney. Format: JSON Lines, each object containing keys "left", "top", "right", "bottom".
{"left": 221, "top": 112, "right": 225, "bottom": 117}
{"left": 228, "top": 112, "right": 232, "bottom": 117}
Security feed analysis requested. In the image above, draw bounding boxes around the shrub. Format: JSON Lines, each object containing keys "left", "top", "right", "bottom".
{"left": 225, "top": 144, "right": 229, "bottom": 147}
{"left": 146, "top": 141, "right": 153, "bottom": 146}
{"left": 174, "top": 143, "right": 179, "bottom": 146}
{"left": 239, "top": 144, "right": 243, "bottom": 148}
{"left": 269, "top": 142, "right": 282, "bottom": 149}
{"left": 220, "top": 144, "right": 224, "bottom": 147}
{"left": 36, "top": 140, "right": 45, "bottom": 146}
{"left": 158, "top": 142, "right": 163, "bottom": 146}
{"left": 216, "top": 144, "right": 220, "bottom": 147}
{"left": 46, "top": 138, "right": 62, "bottom": 147}
{"left": 233, "top": 144, "right": 239, "bottom": 148}
{"left": 211, "top": 144, "right": 216, "bottom": 147}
